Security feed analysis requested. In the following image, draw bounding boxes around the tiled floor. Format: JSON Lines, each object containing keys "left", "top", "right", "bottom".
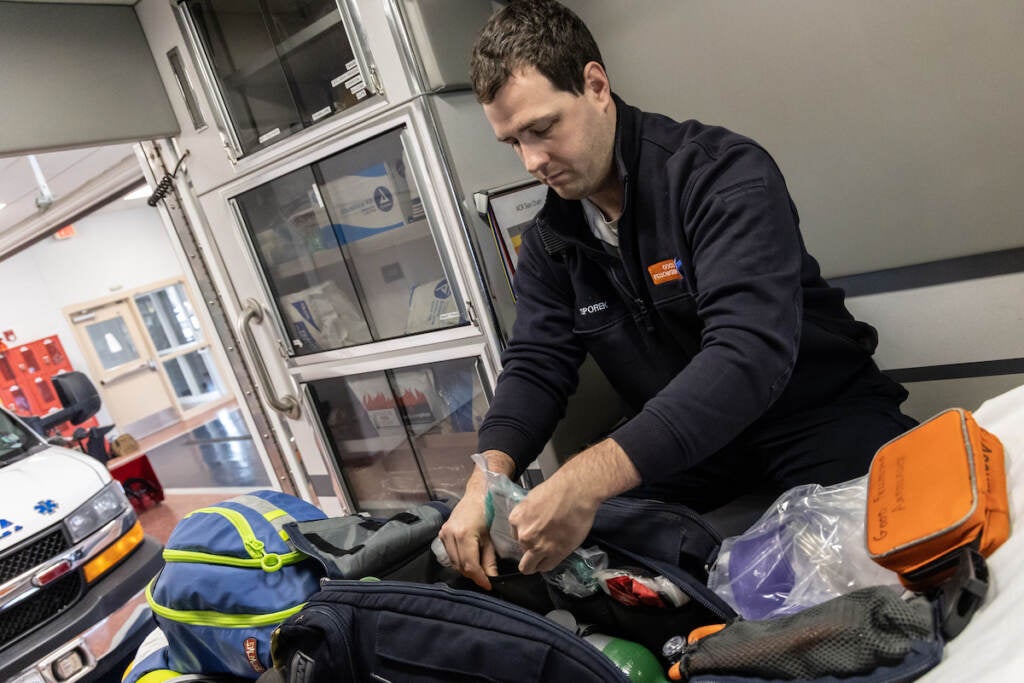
{"left": 124, "top": 404, "right": 272, "bottom": 544}
{"left": 137, "top": 491, "right": 229, "bottom": 544}
{"left": 144, "top": 407, "right": 271, "bottom": 489}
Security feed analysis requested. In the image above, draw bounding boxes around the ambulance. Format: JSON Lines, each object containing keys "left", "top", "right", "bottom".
{"left": 0, "top": 406, "right": 163, "bottom": 683}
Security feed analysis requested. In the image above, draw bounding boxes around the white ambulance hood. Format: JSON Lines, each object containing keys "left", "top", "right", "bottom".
{"left": 0, "top": 446, "right": 110, "bottom": 552}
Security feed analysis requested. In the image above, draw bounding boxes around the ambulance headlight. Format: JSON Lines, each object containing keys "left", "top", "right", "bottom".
{"left": 66, "top": 482, "right": 130, "bottom": 543}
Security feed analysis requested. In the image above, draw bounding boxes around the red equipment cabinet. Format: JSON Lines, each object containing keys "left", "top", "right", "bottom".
{"left": 0, "top": 384, "right": 37, "bottom": 415}
{"left": 1, "top": 335, "right": 84, "bottom": 426}
{"left": 30, "top": 374, "right": 62, "bottom": 414}
{"left": 0, "top": 350, "right": 16, "bottom": 384}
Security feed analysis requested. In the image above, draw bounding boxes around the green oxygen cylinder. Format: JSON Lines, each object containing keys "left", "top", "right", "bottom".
{"left": 583, "top": 633, "right": 671, "bottom": 683}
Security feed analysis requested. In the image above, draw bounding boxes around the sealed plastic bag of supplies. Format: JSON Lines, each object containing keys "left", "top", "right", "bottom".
{"left": 708, "top": 477, "right": 899, "bottom": 620}
{"left": 468, "top": 453, "right": 605, "bottom": 597}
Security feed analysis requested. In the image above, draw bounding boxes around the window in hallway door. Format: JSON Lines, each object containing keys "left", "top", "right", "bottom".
{"left": 134, "top": 281, "right": 227, "bottom": 414}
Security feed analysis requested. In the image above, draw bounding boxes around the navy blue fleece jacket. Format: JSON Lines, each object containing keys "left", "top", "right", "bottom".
{"left": 477, "top": 96, "right": 885, "bottom": 483}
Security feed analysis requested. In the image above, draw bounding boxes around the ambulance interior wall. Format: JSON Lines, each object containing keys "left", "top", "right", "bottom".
{"left": 557, "top": 0, "right": 1024, "bottom": 419}
{"left": 0, "top": 205, "right": 188, "bottom": 427}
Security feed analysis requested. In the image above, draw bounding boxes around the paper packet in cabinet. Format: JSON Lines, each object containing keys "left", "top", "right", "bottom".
{"left": 279, "top": 281, "right": 371, "bottom": 352}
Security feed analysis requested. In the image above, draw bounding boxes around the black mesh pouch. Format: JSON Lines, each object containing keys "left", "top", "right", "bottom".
{"left": 680, "top": 586, "right": 944, "bottom": 682}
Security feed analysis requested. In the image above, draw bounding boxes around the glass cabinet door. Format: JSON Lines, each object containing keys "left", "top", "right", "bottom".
{"left": 236, "top": 165, "right": 374, "bottom": 353}
{"left": 182, "top": 0, "right": 370, "bottom": 155}
{"left": 233, "top": 127, "right": 468, "bottom": 356}
{"left": 308, "top": 356, "right": 487, "bottom": 514}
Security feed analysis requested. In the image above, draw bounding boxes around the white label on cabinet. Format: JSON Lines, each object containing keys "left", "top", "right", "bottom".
{"left": 354, "top": 89, "right": 367, "bottom": 100}
{"left": 344, "top": 75, "right": 364, "bottom": 91}
{"left": 311, "top": 106, "right": 332, "bottom": 121}
{"left": 331, "top": 66, "right": 360, "bottom": 88}
{"left": 258, "top": 128, "right": 281, "bottom": 144}
{"left": 346, "top": 59, "right": 358, "bottom": 71}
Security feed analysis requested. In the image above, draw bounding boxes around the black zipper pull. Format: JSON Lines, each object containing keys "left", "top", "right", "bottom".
{"left": 634, "top": 297, "right": 656, "bottom": 333}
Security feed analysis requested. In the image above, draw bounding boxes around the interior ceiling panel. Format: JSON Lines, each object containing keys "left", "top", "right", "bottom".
{"left": 0, "top": 145, "right": 137, "bottom": 235}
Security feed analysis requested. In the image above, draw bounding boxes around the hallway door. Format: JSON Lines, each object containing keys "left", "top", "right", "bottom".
{"left": 133, "top": 280, "right": 229, "bottom": 419}
{"left": 69, "top": 299, "right": 178, "bottom": 435}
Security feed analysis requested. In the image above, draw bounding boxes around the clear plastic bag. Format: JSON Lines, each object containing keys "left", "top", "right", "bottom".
{"left": 470, "top": 454, "right": 604, "bottom": 596}
{"left": 707, "top": 476, "right": 900, "bottom": 620}
{"left": 471, "top": 453, "right": 527, "bottom": 561}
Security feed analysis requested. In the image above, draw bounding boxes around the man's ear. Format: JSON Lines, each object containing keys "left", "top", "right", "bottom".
{"left": 582, "top": 61, "right": 611, "bottom": 104}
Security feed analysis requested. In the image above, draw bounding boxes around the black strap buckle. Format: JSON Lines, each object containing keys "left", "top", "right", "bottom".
{"left": 934, "top": 546, "right": 988, "bottom": 640}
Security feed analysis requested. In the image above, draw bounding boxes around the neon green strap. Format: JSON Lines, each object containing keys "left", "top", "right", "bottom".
{"left": 145, "top": 579, "right": 304, "bottom": 628}
{"left": 133, "top": 670, "right": 184, "bottom": 683}
{"left": 182, "top": 505, "right": 303, "bottom": 571}
{"left": 162, "top": 547, "right": 307, "bottom": 570}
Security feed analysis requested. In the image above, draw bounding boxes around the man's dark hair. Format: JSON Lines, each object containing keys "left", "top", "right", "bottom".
{"left": 470, "top": 0, "right": 605, "bottom": 104}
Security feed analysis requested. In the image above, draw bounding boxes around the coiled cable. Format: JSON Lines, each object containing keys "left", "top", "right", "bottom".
{"left": 146, "top": 150, "right": 190, "bottom": 206}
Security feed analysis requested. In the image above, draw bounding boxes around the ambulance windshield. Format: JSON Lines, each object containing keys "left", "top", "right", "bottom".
{"left": 0, "top": 408, "right": 37, "bottom": 464}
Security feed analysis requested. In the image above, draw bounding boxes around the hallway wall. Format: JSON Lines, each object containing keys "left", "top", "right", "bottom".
{"left": 0, "top": 202, "right": 186, "bottom": 423}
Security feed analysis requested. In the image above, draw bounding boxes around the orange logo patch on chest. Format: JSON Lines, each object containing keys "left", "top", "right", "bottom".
{"left": 647, "top": 259, "right": 683, "bottom": 285}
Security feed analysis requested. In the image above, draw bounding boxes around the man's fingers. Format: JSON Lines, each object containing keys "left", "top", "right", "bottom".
{"left": 519, "top": 545, "right": 571, "bottom": 575}
{"left": 518, "top": 549, "right": 541, "bottom": 575}
{"left": 459, "top": 537, "right": 493, "bottom": 590}
{"left": 439, "top": 528, "right": 463, "bottom": 572}
{"left": 442, "top": 529, "right": 494, "bottom": 590}
{"left": 481, "top": 538, "right": 498, "bottom": 579}
{"left": 464, "top": 560, "right": 492, "bottom": 591}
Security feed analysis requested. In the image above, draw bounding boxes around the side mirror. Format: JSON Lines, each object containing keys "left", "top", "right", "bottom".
{"left": 50, "top": 371, "right": 102, "bottom": 425}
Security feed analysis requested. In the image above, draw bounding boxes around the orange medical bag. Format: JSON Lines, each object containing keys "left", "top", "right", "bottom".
{"left": 866, "top": 408, "right": 1010, "bottom": 590}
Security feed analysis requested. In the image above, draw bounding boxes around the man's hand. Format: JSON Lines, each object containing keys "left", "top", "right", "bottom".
{"left": 438, "top": 450, "right": 515, "bottom": 590}
{"left": 511, "top": 438, "right": 641, "bottom": 574}
{"left": 509, "top": 476, "right": 599, "bottom": 574}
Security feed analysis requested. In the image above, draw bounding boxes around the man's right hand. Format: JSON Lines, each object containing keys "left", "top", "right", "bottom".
{"left": 438, "top": 450, "right": 515, "bottom": 591}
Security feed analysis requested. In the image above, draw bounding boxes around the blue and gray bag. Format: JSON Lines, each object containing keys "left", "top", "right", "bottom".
{"left": 125, "top": 490, "right": 327, "bottom": 681}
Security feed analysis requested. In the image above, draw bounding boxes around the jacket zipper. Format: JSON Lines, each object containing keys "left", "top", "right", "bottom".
{"left": 605, "top": 261, "right": 656, "bottom": 333}
{"left": 607, "top": 167, "right": 657, "bottom": 334}
{"left": 544, "top": 163, "right": 657, "bottom": 335}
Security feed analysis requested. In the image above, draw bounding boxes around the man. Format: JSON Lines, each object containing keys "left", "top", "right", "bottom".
{"left": 440, "top": 0, "right": 915, "bottom": 590}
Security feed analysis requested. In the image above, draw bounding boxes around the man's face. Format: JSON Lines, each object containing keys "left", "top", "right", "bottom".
{"left": 483, "top": 66, "right": 616, "bottom": 201}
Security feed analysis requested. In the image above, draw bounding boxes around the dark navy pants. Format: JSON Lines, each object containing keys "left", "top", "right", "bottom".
{"left": 624, "top": 366, "right": 918, "bottom": 513}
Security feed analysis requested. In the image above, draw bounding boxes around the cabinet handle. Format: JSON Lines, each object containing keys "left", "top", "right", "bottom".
{"left": 237, "top": 298, "right": 300, "bottom": 419}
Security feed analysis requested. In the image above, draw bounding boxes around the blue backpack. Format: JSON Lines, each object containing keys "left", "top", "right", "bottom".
{"left": 125, "top": 490, "right": 327, "bottom": 681}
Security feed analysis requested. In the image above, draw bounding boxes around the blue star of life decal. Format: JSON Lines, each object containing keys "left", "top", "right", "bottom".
{"left": 35, "top": 499, "right": 59, "bottom": 515}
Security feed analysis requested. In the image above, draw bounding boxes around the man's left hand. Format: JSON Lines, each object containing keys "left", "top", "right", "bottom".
{"left": 509, "top": 438, "right": 642, "bottom": 574}
{"left": 509, "top": 476, "right": 599, "bottom": 574}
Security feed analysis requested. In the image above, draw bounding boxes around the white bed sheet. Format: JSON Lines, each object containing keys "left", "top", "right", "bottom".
{"left": 918, "top": 383, "right": 1024, "bottom": 681}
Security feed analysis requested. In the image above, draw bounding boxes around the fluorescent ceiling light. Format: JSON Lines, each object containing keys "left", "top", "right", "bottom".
{"left": 0, "top": 202, "right": 7, "bottom": 211}
{"left": 122, "top": 186, "right": 151, "bottom": 201}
